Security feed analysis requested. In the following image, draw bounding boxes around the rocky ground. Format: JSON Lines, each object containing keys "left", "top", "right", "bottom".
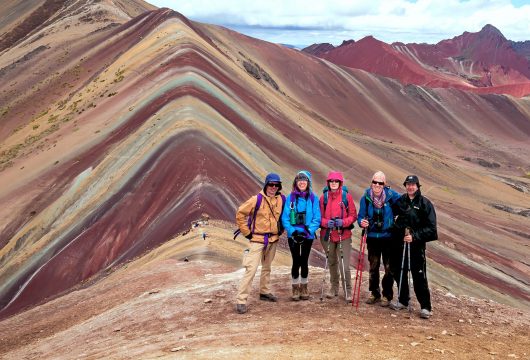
{"left": 0, "top": 243, "right": 528, "bottom": 360}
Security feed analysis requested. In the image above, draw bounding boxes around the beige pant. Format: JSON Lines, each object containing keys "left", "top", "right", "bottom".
{"left": 236, "top": 241, "right": 278, "bottom": 304}
{"left": 320, "top": 237, "right": 352, "bottom": 294}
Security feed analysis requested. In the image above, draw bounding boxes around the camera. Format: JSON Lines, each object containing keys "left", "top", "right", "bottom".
{"left": 373, "top": 212, "right": 383, "bottom": 230}
{"left": 295, "top": 212, "right": 306, "bottom": 225}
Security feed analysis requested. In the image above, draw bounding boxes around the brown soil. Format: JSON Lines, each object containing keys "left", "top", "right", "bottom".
{"left": 0, "top": 240, "right": 528, "bottom": 360}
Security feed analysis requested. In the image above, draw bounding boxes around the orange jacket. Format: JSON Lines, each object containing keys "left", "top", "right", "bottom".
{"left": 236, "top": 191, "right": 284, "bottom": 244}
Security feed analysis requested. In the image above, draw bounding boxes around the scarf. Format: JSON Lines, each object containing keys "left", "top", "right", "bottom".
{"left": 370, "top": 188, "right": 386, "bottom": 209}
{"left": 293, "top": 190, "right": 308, "bottom": 198}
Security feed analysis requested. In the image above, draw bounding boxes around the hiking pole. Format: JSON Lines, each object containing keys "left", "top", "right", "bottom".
{"left": 396, "top": 239, "right": 407, "bottom": 307}
{"left": 338, "top": 228, "right": 348, "bottom": 304}
{"left": 320, "top": 231, "right": 332, "bottom": 301}
{"left": 406, "top": 242, "right": 412, "bottom": 317}
{"left": 403, "top": 227, "right": 413, "bottom": 317}
{"left": 352, "top": 228, "right": 367, "bottom": 309}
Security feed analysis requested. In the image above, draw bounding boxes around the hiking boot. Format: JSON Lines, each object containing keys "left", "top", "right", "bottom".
{"left": 380, "top": 296, "right": 390, "bottom": 307}
{"left": 292, "top": 284, "right": 300, "bottom": 301}
{"left": 365, "top": 294, "right": 381, "bottom": 304}
{"left": 236, "top": 304, "right": 247, "bottom": 314}
{"left": 300, "top": 284, "right": 309, "bottom": 300}
{"left": 325, "top": 286, "right": 338, "bottom": 299}
{"left": 259, "top": 293, "right": 278, "bottom": 302}
{"left": 390, "top": 301, "right": 407, "bottom": 310}
{"left": 420, "top": 309, "right": 432, "bottom": 319}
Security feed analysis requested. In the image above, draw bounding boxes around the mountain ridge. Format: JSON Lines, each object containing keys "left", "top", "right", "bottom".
{"left": 303, "top": 24, "right": 530, "bottom": 96}
{"left": 0, "top": 1, "right": 528, "bottom": 340}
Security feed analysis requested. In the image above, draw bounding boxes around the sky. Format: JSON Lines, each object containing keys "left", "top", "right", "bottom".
{"left": 149, "top": 0, "right": 530, "bottom": 48}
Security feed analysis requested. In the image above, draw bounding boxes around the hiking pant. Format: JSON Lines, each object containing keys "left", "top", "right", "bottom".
{"left": 236, "top": 240, "right": 278, "bottom": 304}
{"left": 391, "top": 243, "right": 432, "bottom": 311}
{"left": 320, "top": 237, "right": 352, "bottom": 294}
{"left": 288, "top": 237, "right": 313, "bottom": 280}
{"left": 366, "top": 236, "right": 394, "bottom": 300}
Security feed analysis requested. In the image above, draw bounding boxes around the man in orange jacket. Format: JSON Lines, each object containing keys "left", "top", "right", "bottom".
{"left": 235, "top": 173, "right": 285, "bottom": 314}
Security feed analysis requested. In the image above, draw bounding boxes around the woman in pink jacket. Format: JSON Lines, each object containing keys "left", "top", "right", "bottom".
{"left": 319, "top": 171, "right": 358, "bottom": 302}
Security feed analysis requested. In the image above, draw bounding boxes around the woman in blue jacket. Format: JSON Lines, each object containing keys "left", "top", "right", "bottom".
{"left": 357, "top": 171, "right": 400, "bottom": 306}
{"left": 282, "top": 170, "right": 321, "bottom": 301}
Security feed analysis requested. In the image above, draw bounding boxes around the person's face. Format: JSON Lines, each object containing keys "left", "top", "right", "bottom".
{"left": 266, "top": 183, "right": 280, "bottom": 196}
{"left": 328, "top": 179, "right": 340, "bottom": 191}
{"left": 371, "top": 177, "right": 385, "bottom": 195}
{"left": 297, "top": 180, "right": 308, "bottom": 191}
{"left": 405, "top": 182, "right": 418, "bottom": 197}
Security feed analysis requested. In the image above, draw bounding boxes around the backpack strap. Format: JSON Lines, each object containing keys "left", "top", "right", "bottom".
{"left": 322, "top": 186, "right": 329, "bottom": 213}
{"left": 342, "top": 190, "right": 349, "bottom": 210}
{"left": 249, "top": 193, "right": 263, "bottom": 234}
{"left": 233, "top": 193, "right": 263, "bottom": 240}
{"left": 278, "top": 194, "right": 286, "bottom": 235}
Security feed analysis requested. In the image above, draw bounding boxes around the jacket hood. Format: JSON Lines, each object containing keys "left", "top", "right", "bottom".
{"left": 326, "top": 171, "right": 344, "bottom": 183}
{"left": 293, "top": 170, "right": 312, "bottom": 191}
{"left": 263, "top": 172, "right": 282, "bottom": 193}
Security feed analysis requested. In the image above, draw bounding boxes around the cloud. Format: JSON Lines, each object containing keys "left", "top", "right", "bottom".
{"left": 151, "top": 0, "right": 530, "bottom": 45}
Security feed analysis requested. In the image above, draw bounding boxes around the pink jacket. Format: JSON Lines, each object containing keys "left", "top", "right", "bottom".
{"left": 319, "top": 171, "right": 358, "bottom": 242}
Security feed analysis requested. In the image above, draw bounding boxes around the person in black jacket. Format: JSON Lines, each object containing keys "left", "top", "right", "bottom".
{"left": 390, "top": 175, "right": 437, "bottom": 319}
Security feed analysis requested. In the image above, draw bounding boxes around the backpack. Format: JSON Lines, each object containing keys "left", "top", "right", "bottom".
{"left": 322, "top": 185, "right": 354, "bottom": 230}
{"left": 233, "top": 193, "right": 286, "bottom": 240}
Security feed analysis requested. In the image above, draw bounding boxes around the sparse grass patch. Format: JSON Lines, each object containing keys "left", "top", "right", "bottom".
{"left": 1, "top": 124, "right": 61, "bottom": 171}
{"left": 48, "top": 114, "right": 59, "bottom": 123}
{"left": 57, "top": 99, "right": 68, "bottom": 110}
{"left": 113, "top": 68, "right": 125, "bottom": 83}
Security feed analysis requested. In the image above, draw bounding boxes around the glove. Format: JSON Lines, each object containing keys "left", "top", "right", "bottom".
{"left": 335, "top": 219, "right": 343, "bottom": 228}
{"left": 245, "top": 233, "right": 253, "bottom": 240}
{"left": 327, "top": 219, "right": 335, "bottom": 228}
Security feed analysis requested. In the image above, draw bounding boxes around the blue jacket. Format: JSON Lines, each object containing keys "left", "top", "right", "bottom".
{"left": 281, "top": 192, "right": 321, "bottom": 240}
{"left": 357, "top": 187, "right": 400, "bottom": 238}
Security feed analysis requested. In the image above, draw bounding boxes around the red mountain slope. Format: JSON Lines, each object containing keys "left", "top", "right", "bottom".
{"left": 305, "top": 25, "right": 530, "bottom": 97}
{"left": 0, "top": 3, "right": 528, "bottom": 323}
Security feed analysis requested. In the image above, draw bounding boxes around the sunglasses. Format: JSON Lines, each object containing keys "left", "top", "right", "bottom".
{"left": 328, "top": 180, "right": 341, "bottom": 183}
{"left": 371, "top": 180, "right": 384, "bottom": 186}
{"left": 267, "top": 183, "right": 280, "bottom": 188}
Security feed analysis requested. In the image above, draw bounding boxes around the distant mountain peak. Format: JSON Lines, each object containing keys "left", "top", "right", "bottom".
{"left": 480, "top": 24, "right": 504, "bottom": 37}
{"left": 339, "top": 39, "right": 355, "bottom": 47}
{"left": 480, "top": 24, "right": 502, "bottom": 35}
{"left": 301, "top": 42, "right": 335, "bottom": 56}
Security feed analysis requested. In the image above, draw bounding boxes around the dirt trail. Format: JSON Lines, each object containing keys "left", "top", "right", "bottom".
{"left": 0, "top": 254, "right": 528, "bottom": 360}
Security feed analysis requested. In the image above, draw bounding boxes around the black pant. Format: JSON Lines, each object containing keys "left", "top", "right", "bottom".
{"left": 288, "top": 237, "right": 313, "bottom": 279}
{"left": 367, "top": 237, "right": 394, "bottom": 299}
{"left": 391, "top": 243, "right": 431, "bottom": 311}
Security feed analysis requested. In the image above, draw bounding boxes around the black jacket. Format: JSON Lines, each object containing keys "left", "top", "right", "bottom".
{"left": 392, "top": 190, "right": 437, "bottom": 248}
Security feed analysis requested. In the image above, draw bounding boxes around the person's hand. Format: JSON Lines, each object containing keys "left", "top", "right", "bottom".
{"left": 360, "top": 219, "right": 369, "bottom": 228}
{"left": 245, "top": 234, "right": 253, "bottom": 240}
{"left": 327, "top": 219, "right": 335, "bottom": 228}
{"left": 335, "top": 219, "right": 343, "bottom": 228}
{"left": 404, "top": 234, "right": 413, "bottom": 243}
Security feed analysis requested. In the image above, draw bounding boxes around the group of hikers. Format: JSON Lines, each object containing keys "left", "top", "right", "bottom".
{"left": 234, "top": 170, "right": 438, "bottom": 319}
